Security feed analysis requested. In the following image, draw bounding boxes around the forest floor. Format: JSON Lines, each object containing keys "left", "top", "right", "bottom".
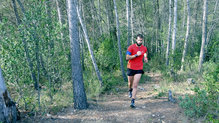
{"left": 18, "top": 72, "right": 199, "bottom": 123}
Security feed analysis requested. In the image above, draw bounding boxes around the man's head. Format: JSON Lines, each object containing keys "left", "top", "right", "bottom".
{"left": 136, "top": 34, "right": 144, "bottom": 46}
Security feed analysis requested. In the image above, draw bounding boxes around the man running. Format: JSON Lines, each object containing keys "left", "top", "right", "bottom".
{"left": 126, "top": 34, "right": 148, "bottom": 108}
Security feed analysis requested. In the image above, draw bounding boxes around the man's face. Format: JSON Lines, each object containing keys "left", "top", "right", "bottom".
{"left": 136, "top": 37, "right": 143, "bottom": 46}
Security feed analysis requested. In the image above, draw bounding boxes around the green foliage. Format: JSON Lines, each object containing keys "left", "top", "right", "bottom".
{"left": 206, "top": 38, "right": 219, "bottom": 62}
{"left": 83, "top": 71, "right": 102, "bottom": 98}
{"left": 95, "top": 36, "right": 119, "bottom": 71}
{"left": 179, "top": 88, "right": 208, "bottom": 118}
{"left": 147, "top": 55, "right": 165, "bottom": 72}
{"left": 179, "top": 62, "right": 219, "bottom": 121}
{"left": 102, "top": 70, "right": 124, "bottom": 92}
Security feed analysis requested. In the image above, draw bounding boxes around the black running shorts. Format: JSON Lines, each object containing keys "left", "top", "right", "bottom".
{"left": 127, "top": 69, "right": 144, "bottom": 76}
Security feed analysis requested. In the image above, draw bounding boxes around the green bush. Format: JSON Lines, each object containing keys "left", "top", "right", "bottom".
{"left": 179, "top": 62, "right": 219, "bottom": 121}
{"left": 95, "top": 36, "right": 119, "bottom": 71}
{"left": 179, "top": 87, "right": 208, "bottom": 118}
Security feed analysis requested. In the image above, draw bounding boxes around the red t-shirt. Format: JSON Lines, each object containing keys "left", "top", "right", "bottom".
{"left": 127, "top": 44, "right": 147, "bottom": 70}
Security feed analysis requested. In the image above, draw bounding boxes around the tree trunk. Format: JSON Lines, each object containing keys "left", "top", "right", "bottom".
{"left": 113, "top": 0, "right": 128, "bottom": 82}
{"left": 76, "top": 2, "right": 103, "bottom": 87}
{"left": 206, "top": 0, "right": 218, "bottom": 47}
{"left": 130, "top": 0, "right": 134, "bottom": 44}
{"left": 172, "top": 0, "right": 177, "bottom": 55}
{"left": 166, "top": 0, "right": 172, "bottom": 66}
{"left": 56, "top": 0, "right": 66, "bottom": 51}
{"left": 191, "top": 0, "right": 200, "bottom": 55}
{"left": 67, "top": 0, "right": 88, "bottom": 109}
{"left": 182, "top": 0, "right": 186, "bottom": 29}
{"left": 180, "top": 0, "right": 190, "bottom": 71}
{"left": 0, "top": 68, "right": 17, "bottom": 123}
{"left": 97, "top": 0, "right": 103, "bottom": 35}
{"left": 105, "top": 0, "right": 117, "bottom": 42}
{"left": 127, "top": 0, "right": 131, "bottom": 47}
{"left": 198, "top": 0, "right": 208, "bottom": 72}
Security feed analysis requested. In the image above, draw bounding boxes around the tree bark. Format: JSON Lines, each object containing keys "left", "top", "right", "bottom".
{"left": 206, "top": 0, "right": 218, "bottom": 47}
{"left": 166, "top": 0, "right": 172, "bottom": 66}
{"left": 0, "top": 68, "right": 17, "bottom": 123}
{"left": 198, "top": 0, "right": 208, "bottom": 72}
{"left": 105, "top": 0, "right": 117, "bottom": 42}
{"left": 76, "top": 2, "right": 103, "bottom": 87}
{"left": 171, "top": 0, "right": 177, "bottom": 55}
{"left": 182, "top": 0, "right": 186, "bottom": 29}
{"left": 67, "top": 0, "right": 88, "bottom": 109}
{"left": 56, "top": 0, "right": 66, "bottom": 51}
{"left": 127, "top": 0, "right": 131, "bottom": 47}
{"left": 181, "top": 0, "right": 190, "bottom": 71}
{"left": 130, "top": 0, "right": 134, "bottom": 44}
{"left": 113, "top": 0, "right": 128, "bottom": 82}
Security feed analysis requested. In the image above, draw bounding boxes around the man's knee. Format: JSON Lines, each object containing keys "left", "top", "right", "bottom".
{"left": 133, "top": 84, "right": 138, "bottom": 89}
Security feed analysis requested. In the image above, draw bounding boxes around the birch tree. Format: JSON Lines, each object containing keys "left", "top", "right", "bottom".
{"left": 67, "top": 0, "right": 88, "bottom": 109}
{"left": 198, "top": 0, "right": 208, "bottom": 72}
{"left": 130, "top": 0, "right": 134, "bottom": 44}
{"left": 76, "top": 1, "right": 103, "bottom": 87}
{"left": 180, "top": 0, "right": 190, "bottom": 71}
{"left": 113, "top": 0, "right": 128, "bottom": 82}
{"left": 166, "top": 0, "right": 172, "bottom": 66}
{"left": 127, "top": 0, "right": 131, "bottom": 47}
{"left": 172, "top": 0, "right": 177, "bottom": 55}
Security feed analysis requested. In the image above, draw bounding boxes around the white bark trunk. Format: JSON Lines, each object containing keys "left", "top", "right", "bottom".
{"left": 76, "top": 3, "right": 103, "bottom": 86}
{"left": 171, "top": 0, "right": 177, "bottom": 55}
{"left": 180, "top": 0, "right": 190, "bottom": 71}
{"left": 198, "top": 0, "right": 208, "bottom": 72}
{"left": 113, "top": 0, "right": 128, "bottom": 82}
{"left": 130, "top": 0, "right": 134, "bottom": 44}
{"left": 127, "top": 0, "right": 131, "bottom": 47}
{"left": 166, "top": 0, "right": 172, "bottom": 66}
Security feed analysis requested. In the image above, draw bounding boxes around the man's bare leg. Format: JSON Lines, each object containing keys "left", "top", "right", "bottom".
{"left": 130, "top": 74, "right": 142, "bottom": 108}
{"left": 128, "top": 76, "right": 134, "bottom": 89}
{"left": 132, "top": 74, "right": 142, "bottom": 99}
{"left": 128, "top": 76, "right": 134, "bottom": 98}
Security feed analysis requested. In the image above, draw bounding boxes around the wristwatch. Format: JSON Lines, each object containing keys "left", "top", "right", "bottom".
{"left": 135, "top": 54, "right": 138, "bottom": 57}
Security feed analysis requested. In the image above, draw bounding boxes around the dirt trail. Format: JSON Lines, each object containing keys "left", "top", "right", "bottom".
{"left": 19, "top": 73, "right": 189, "bottom": 123}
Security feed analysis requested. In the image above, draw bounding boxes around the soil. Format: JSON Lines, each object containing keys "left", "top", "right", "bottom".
{"left": 18, "top": 73, "right": 192, "bottom": 123}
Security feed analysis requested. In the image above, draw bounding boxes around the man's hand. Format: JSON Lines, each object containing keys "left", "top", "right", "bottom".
{"left": 144, "top": 57, "right": 148, "bottom": 63}
{"left": 137, "top": 51, "right": 142, "bottom": 56}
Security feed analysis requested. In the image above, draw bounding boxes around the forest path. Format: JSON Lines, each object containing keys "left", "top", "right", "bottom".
{"left": 19, "top": 73, "right": 189, "bottom": 123}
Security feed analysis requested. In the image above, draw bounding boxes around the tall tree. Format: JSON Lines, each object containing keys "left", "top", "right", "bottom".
{"left": 67, "top": 0, "right": 88, "bottom": 109}
{"left": 198, "top": 0, "right": 208, "bottom": 72}
{"left": 113, "top": 0, "right": 128, "bottom": 82}
{"left": 56, "top": 0, "right": 66, "bottom": 51}
{"left": 182, "top": 0, "right": 186, "bottom": 29}
{"left": 166, "top": 0, "right": 172, "bottom": 66}
{"left": 0, "top": 68, "right": 17, "bottom": 123}
{"left": 206, "top": 0, "right": 218, "bottom": 47}
{"left": 76, "top": 0, "right": 103, "bottom": 87}
{"left": 130, "top": 0, "right": 134, "bottom": 44}
{"left": 105, "top": 0, "right": 117, "bottom": 42}
{"left": 180, "top": 0, "right": 191, "bottom": 71}
{"left": 172, "top": 0, "right": 177, "bottom": 55}
{"left": 127, "top": 0, "right": 131, "bottom": 47}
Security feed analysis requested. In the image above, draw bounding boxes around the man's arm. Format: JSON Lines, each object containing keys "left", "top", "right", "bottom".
{"left": 126, "top": 51, "right": 141, "bottom": 60}
{"left": 126, "top": 54, "right": 137, "bottom": 61}
{"left": 144, "top": 53, "right": 148, "bottom": 63}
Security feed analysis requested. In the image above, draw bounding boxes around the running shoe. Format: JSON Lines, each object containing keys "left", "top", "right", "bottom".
{"left": 130, "top": 99, "right": 135, "bottom": 108}
{"left": 129, "top": 90, "right": 132, "bottom": 98}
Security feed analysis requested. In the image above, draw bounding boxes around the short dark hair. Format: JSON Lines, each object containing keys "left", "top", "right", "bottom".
{"left": 136, "top": 34, "right": 144, "bottom": 39}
